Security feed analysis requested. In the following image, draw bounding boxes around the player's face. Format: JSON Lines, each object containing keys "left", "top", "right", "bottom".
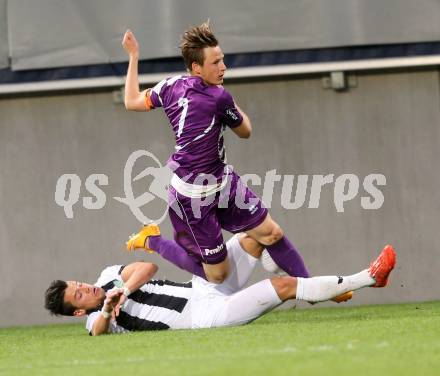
{"left": 64, "top": 281, "right": 105, "bottom": 314}
{"left": 197, "top": 46, "right": 227, "bottom": 85}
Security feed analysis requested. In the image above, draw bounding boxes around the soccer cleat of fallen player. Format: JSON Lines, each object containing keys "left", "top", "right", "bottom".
{"left": 368, "top": 245, "right": 396, "bottom": 287}
{"left": 331, "top": 291, "right": 353, "bottom": 303}
{"left": 126, "top": 223, "right": 161, "bottom": 253}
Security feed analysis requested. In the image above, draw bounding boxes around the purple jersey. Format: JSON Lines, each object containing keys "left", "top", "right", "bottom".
{"left": 149, "top": 75, "right": 243, "bottom": 182}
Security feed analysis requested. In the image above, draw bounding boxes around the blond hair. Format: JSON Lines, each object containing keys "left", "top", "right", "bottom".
{"left": 180, "top": 21, "right": 218, "bottom": 71}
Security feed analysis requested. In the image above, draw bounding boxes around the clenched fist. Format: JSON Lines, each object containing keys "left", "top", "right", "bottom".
{"left": 122, "top": 29, "right": 139, "bottom": 59}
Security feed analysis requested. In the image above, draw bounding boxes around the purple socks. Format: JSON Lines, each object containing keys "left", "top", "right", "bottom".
{"left": 148, "top": 234, "right": 308, "bottom": 280}
{"left": 266, "top": 236, "right": 310, "bottom": 278}
{"left": 148, "top": 235, "right": 207, "bottom": 279}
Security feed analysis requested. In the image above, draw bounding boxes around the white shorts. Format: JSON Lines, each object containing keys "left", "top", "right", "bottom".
{"left": 189, "top": 234, "right": 282, "bottom": 329}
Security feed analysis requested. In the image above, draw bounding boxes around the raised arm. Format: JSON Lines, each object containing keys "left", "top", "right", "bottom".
{"left": 91, "top": 288, "right": 124, "bottom": 336}
{"left": 122, "top": 30, "right": 150, "bottom": 111}
{"left": 120, "top": 261, "right": 158, "bottom": 293}
{"left": 113, "top": 261, "right": 158, "bottom": 316}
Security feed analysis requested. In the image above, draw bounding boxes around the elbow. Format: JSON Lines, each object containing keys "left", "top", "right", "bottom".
{"left": 239, "top": 127, "right": 252, "bottom": 139}
{"left": 124, "top": 100, "right": 134, "bottom": 111}
{"left": 241, "top": 121, "right": 252, "bottom": 138}
{"left": 150, "top": 263, "right": 159, "bottom": 274}
{"left": 124, "top": 95, "right": 139, "bottom": 111}
{"left": 240, "top": 130, "right": 251, "bottom": 139}
{"left": 142, "top": 262, "right": 158, "bottom": 276}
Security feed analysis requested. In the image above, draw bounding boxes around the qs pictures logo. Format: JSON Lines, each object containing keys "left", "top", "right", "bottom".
{"left": 55, "top": 150, "right": 387, "bottom": 223}
{"left": 54, "top": 150, "right": 172, "bottom": 224}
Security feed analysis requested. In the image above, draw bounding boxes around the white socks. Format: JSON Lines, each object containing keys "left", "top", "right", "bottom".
{"left": 260, "top": 249, "right": 287, "bottom": 276}
{"left": 296, "top": 269, "right": 375, "bottom": 302}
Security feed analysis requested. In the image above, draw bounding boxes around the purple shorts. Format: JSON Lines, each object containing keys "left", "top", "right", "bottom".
{"left": 168, "top": 171, "right": 268, "bottom": 265}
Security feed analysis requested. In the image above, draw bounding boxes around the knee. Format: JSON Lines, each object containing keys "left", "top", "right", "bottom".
{"left": 206, "top": 271, "right": 228, "bottom": 284}
{"left": 271, "top": 276, "right": 296, "bottom": 301}
{"left": 203, "top": 260, "right": 230, "bottom": 284}
{"left": 239, "top": 234, "right": 265, "bottom": 258}
{"left": 265, "top": 224, "right": 284, "bottom": 245}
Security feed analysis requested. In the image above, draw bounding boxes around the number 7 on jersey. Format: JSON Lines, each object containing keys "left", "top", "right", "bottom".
{"left": 177, "top": 97, "right": 189, "bottom": 137}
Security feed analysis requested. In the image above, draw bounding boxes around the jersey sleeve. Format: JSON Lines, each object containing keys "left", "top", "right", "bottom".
{"left": 94, "top": 265, "right": 123, "bottom": 287}
{"left": 148, "top": 78, "right": 166, "bottom": 109}
{"left": 86, "top": 311, "right": 103, "bottom": 334}
{"left": 149, "top": 75, "right": 181, "bottom": 109}
{"left": 86, "top": 311, "right": 127, "bottom": 335}
{"left": 217, "top": 89, "right": 243, "bottom": 128}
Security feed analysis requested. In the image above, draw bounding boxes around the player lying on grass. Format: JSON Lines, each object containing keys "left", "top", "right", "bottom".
{"left": 45, "top": 234, "right": 395, "bottom": 336}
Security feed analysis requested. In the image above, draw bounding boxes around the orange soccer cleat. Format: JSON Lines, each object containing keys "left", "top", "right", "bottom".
{"left": 368, "top": 245, "right": 396, "bottom": 287}
{"left": 126, "top": 223, "right": 161, "bottom": 254}
{"left": 332, "top": 291, "right": 354, "bottom": 303}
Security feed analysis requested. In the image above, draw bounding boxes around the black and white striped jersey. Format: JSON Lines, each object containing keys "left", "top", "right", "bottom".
{"left": 86, "top": 265, "right": 193, "bottom": 334}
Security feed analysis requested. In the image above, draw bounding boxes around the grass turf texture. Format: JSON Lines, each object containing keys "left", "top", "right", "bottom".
{"left": 1, "top": 301, "right": 439, "bottom": 376}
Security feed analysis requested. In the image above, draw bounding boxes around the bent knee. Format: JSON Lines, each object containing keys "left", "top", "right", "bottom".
{"left": 262, "top": 224, "right": 284, "bottom": 245}
{"left": 203, "top": 260, "right": 230, "bottom": 284}
{"left": 271, "top": 225, "right": 284, "bottom": 243}
{"left": 206, "top": 271, "right": 228, "bottom": 284}
{"left": 271, "top": 276, "right": 297, "bottom": 301}
{"left": 239, "top": 234, "right": 265, "bottom": 258}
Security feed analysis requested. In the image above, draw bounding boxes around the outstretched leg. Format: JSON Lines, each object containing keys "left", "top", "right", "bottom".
{"left": 274, "top": 244, "right": 396, "bottom": 302}
{"left": 207, "top": 245, "right": 396, "bottom": 329}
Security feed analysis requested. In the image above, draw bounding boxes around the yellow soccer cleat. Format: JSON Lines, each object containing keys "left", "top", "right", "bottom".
{"left": 332, "top": 291, "right": 354, "bottom": 303}
{"left": 126, "top": 223, "right": 161, "bottom": 254}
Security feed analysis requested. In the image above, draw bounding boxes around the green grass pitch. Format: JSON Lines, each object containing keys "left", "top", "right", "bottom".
{"left": 1, "top": 301, "right": 439, "bottom": 376}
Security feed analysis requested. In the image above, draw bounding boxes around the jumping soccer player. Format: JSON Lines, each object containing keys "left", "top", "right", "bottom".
{"left": 45, "top": 235, "right": 396, "bottom": 336}
{"left": 122, "top": 21, "right": 310, "bottom": 284}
